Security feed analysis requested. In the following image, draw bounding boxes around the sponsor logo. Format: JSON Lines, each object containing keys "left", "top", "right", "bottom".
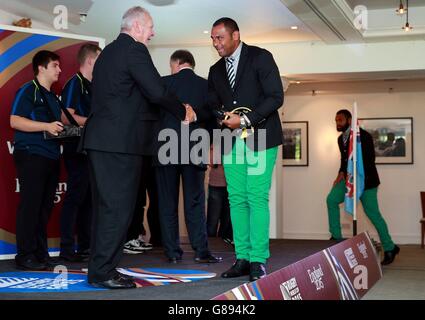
{"left": 344, "top": 247, "right": 359, "bottom": 269}
{"left": 0, "top": 271, "right": 96, "bottom": 292}
{"left": 280, "top": 277, "right": 302, "bottom": 300}
{"left": 357, "top": 241, "right": 368, "bottom": 259}
{"left": 307, "top": 264, "right": 324, "bottom": 291}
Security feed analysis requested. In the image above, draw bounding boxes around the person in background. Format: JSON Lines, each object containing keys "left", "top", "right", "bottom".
{"left": 155, "top": 49, "right": 222, "bottom": 264}
{"left": 124, "top": 156, "right": 160, "bottom": 254}
{"left": 327, "top": 109, "right": 400, "bottom": 265}
{"left": 59, "top": 43, "right": 101, "bottom": 262}
{"left": 207, "top": 144, "right": 233, "bottom": 246}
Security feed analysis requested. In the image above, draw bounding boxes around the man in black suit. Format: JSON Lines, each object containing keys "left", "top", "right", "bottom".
{"left": 155, "top": 50, "right": 222, "bottom": 264}
{"left": 208, "top": 18, "right": 283, "bottom": 282}
{"left": 82, "top": 6, "right": 194, "bottom": 289}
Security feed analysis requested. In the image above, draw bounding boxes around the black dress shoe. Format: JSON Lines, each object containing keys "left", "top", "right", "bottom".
{"left": 117, "top": 273, "right": 134, "bottom": 281}
{"left": 39, "top": 257, "right": 61, "bottom": 269}
{"left": 221, "top": 259, "right": 250, "bottom": 278}
{"left": 168, "top": 256, "right": 182, "bottom": 264}
{"left": 90, "top": 274, "right": 136, "bottom": 289}
{"left": 249, "top": 262, "right": 266, "bottom": 282}
{"left": 77, "top": 249, "right": 90, "bottom": 259}
{"left": 194, "top": 253, "right": 223, "bottom": 264}
{"left": 381, "top": 245, "right": 400, "bottom": 265}
{"left": 16, "top": 258, "right": 47, "bottom": 271}
{"left": 329, "top": 236, "right": 346, "bottom": 242}
{"left": 60, "top": 252, "right": 88, "bottom": 262}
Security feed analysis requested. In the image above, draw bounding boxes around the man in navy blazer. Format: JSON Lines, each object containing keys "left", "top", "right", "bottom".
{"left": 81, "top": 7, "right": 195, "bottom": 289}
{"left": 155, "top": 50, "right": 222, "bottom": 264}
{"left": 208, "top": 17, "right": 284, "bottom": 282}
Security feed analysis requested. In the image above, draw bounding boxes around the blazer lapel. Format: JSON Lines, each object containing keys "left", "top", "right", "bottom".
{"left": 233, "top": 43, "right": 248, "bottom": 92}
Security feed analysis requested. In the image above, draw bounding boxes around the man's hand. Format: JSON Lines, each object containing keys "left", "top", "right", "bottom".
{"left": 45, "top": 121, "right": 64, "bottom": 136}
{"left": 183, "top": 104, "right": 196, "bottom": 124}
{"left": 222, "top": 112, "right": 241, "bottom": 129}
{"left": 333, "top": 172, "right": 345, "bottom": 187}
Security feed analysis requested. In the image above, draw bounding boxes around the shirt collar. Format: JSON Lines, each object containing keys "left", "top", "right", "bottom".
{"left": 178, "top": 66, "right": 193, "bottom": 72}
{"left": 228, "top": 41, "right": 243, "bottom": 61}
{"left": 342, "top": 127, "right": 351, "bottom": 145}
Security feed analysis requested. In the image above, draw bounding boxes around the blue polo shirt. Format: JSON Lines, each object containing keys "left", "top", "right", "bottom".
{"left": 61, "top": 73, "right": 91, "bottom": 154}
{"left": 11, "top": 80, "right": 62, "bottom": 160}
{"left": 61, "top": 73, "right": 91, "bottom": 117}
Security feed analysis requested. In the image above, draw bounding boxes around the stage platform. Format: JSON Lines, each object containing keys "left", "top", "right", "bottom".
{"left": 0, "top": 238, "right": 423, "bottom": 300}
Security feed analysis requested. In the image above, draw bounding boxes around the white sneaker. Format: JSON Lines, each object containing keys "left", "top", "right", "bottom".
{"left": 123, "top": 239, "right": 144, "bottom": 254}
{"left": 138, "top": 239, "right": 153, "bottom": 250}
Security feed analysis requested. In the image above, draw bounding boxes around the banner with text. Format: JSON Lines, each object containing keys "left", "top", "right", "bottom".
{"left": 213, "top": 232, "right": 382, "bottom": 300}
{"left": 0, "top": 25, "right": 104, "bottom": 259}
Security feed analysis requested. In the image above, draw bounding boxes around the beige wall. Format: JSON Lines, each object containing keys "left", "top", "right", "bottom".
{"left": 280, "top": 79, "right": 425, "bottom": 244}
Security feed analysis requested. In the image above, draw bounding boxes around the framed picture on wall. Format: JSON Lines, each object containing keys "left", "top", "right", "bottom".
{"left": 358, "top": 117, "right": 413, "bottom": 164}
{"left": 282, "top": 121, "right": 309, "bottom": 166}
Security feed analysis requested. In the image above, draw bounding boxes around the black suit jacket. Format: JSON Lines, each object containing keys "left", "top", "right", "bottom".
{"left": 82, "top": 33, "right": 186, "bottom": 155}
{"left": 208, "top": 42, "right": 283, "bottom": 152}
{"left": 338, "top": 128, "right": 380, "bottom": 189}
{"left": 155, "top": 68, "right": 209, "bottom": 168}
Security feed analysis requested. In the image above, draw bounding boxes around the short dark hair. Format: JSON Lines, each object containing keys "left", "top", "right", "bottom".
{"left": 212, "top": 17, "right": 239, "bottom": 34}
{"left": 77, "top": 43, "right": 102, "bottom": 65}
{"left": 170, "top": 50, "right": 195, "bottom": 68}
{"left": 32, "top": 50, "right": 60, "bottom": 76}
{"left": 336, "top": 109, "right": 352, "bottom": 119}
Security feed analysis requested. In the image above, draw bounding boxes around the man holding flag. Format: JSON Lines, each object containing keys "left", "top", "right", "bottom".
{"left": 326, "top": 109, "right": 400, "bottom": 265}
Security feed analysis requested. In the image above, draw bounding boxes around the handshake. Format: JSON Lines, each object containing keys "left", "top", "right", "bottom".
{"left": 183, "top": 103, "right": 196, "bottom": 124}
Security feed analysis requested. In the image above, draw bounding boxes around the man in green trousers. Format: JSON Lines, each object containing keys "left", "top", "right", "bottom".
{"left": 208, "top": 17, "right": 283, "bottom": 281}
{"left": 327, "top": 109, "right": 400, "bottom": 265}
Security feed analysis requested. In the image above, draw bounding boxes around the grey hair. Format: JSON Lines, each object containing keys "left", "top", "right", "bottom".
{"left": 120, "top": 6, "right": 149, "bottom": 31}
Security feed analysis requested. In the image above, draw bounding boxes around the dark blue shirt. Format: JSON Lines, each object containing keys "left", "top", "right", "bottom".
{"left": 61, "top": 73, "right": 91, "bottom": 117}
{"left": 61, "top": 73, "right": 91, "bottom": 154}
{"left": 11, "top": 80, "right": 62, "bottom": 160}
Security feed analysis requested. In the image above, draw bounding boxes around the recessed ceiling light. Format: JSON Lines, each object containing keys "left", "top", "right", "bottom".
{"left": 290, "top": 26, "right": 298, "bottom": 30}
{"left": 203, "top": 30, "right": 209, "bottom": 34}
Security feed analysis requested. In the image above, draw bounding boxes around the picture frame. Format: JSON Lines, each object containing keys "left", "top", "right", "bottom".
{"left": 282, "top": 121, "right": 309, "bottom": 166}
{"left": 358, "top": 117, "right": 413, "bottom": 164}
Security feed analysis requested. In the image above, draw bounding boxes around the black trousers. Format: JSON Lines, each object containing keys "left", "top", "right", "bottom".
{"left": 13, "top": 150, "right": 59, "bottom": 262}
{"left": 87, "top": 150, "right": 142, "bottom": 283}
{"left": 126, "top": 156, "right": 161, "bottom": 244}
{"left": 206, "top": 185, "right": 233, "bottom": 240}
{"left": 60, "top": 152, "right": 91, "bottom": 255}
{"left": 155, "top": 165, "right": 209, "bottom": 259}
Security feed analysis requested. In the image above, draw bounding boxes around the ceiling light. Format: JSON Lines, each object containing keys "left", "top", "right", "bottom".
{"left": 296, "top": 81, "right": 301, "bottom": 84}
{"left": 402, "top": 0, "right": 413, "bottom": 31}
{"left": 79, "top": 12, "right": 87, "bottom": 23}
{"left": 403, "top": 21, "right": 412, "bottom": 31}
{"left": 203, "top": 30, "right": 209, "bottom": 34}
{"left": 290, "top": 26, "right": 298, "bottom": 30}
{"left": 396, "top": 0, "right": 407, "bottom": 15}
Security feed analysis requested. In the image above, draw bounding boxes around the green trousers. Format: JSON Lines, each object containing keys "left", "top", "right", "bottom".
{"left": 223, "top": 139, "right": 278, "bottom": 264}
{"left": 327, "top": 180, "right": 395, "bottom": 251}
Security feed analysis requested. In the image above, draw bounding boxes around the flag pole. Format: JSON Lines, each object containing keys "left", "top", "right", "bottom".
{"left": 353, "top": 102, "right": 358, "bottom": 236}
